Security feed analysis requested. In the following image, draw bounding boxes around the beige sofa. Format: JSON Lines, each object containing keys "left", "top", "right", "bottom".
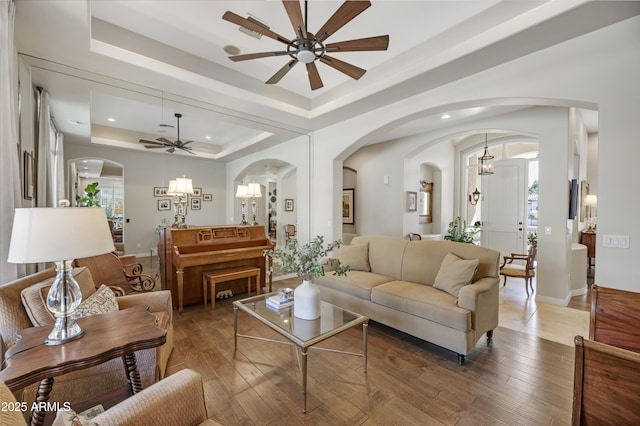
{"left": 317, "top": 235, "right": 500, "bottom": 364}
{"left": 0, "top": 266, "right": 174, "bottom": 407}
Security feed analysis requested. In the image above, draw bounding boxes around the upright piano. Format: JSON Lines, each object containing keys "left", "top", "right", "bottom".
{"left": 158, "top": 225, "right": 274, "bottom": 312}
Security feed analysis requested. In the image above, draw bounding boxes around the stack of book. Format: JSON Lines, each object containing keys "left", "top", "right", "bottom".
{"left": 266, "top": 295, "right": 294, "bottom": 310}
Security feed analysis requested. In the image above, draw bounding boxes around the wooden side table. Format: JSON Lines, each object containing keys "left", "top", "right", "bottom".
{"left": 0, "top": 306, "right": 166, "bottom": 426}
{"left": 580, "top": 231, "right": 596, "bottom": 269}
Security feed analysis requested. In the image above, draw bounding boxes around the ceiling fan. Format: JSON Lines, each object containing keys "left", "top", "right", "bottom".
{"left": 222, "top": 0, "right": 389, "bottom": 90}
{"left": 139, "top": 113, "right": 195, "bottom": 155}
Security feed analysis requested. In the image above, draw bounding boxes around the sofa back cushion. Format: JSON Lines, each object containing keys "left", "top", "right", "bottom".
{"left": 401, "top": 240, "right": 499, "bottom": 286}
{"left": 351, "top": 235, "right": 409, "bottom": 280}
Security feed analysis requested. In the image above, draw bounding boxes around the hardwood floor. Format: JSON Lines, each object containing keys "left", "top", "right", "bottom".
{"left": 134, "top": 256, "right": 589, "bottom": 425}
{"left": 159, "top": 277, "right": 577, "bottom": 425}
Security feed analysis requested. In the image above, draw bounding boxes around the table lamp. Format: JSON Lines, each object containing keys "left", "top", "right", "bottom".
{"left": 235, "top": 184, "right": 249, "bottom": 225}
{"left": 8, "top": 208, "right": 115, "bottom": 345}
{"left": 585, "top": 193, "right": 597, "bottom": 233}
{"left": 247, "top": 183, "right": 262, "bottom": 225}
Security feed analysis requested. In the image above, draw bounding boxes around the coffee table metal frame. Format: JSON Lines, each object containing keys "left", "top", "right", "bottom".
{"left": 233, "top": 293, "right": 368, "bottom": 413}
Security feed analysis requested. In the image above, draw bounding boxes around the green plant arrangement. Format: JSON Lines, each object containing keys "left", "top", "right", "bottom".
{"left": 76, "top": 182, "right": 101, "bottom": 207}
{"left": 443, "top": 216, "right": 480, "bottom": 244}
{"left": 527, "top": 231, "right": 538, "bottom": 246}
{"left": 263, "top": 235, "right": 350, "bottom": 280}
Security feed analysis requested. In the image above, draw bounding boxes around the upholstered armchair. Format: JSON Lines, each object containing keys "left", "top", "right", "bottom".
{"left": 0, "top": 369, "right": 222, "bottom": 426}
{"left": 499, "top": 244, "right": 537, "bottom": 296}
{"left": 75, "top": 252, "right": 156, "bottom": 293}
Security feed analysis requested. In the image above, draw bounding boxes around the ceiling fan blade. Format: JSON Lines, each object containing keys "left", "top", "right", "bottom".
{"left": 166, "top": 147, "right": 176, "bottom": 153}
{"left": 229, "top": 51, "right": 289, "bottom": 62}
{"left": 181, "top": 148, "right": 197, "bottom": 155}
{"left": 319, "top": 55, "right": 366, "bottom": 80}
{"left": 222, "top": 11, "right": 291, "bottom": 45}
{"left": 156, "top": 137, "right": 174, "bottom": 144}
{"left": 266, "top": 59, "right": 298, "bottom": 84}
{"left": 315, "top": 1, "right": 371, "bottom": 43}
{"left": 143, "top": 145, "right": 168, "bottom": 149}
{"left": 283, "top": 0, "right": 307, "bottom": 39}
{"left": 139, "top": 139, "right": 171, "bottom": 146}
{"left": 306, "top": 62, "right": 324, "bottom": 90}
{"left": 326, "top": 35, "right": 389, "bottom": 52}
{"left": 179, "top": 141, "right": 194, "bottom": 147}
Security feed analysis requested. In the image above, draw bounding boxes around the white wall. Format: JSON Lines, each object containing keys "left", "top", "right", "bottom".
{"left": 310, "top": 16, "right": 640, "bottom": 301}
{"left": 64, "top": 143, "right": 226, "bottom": 257}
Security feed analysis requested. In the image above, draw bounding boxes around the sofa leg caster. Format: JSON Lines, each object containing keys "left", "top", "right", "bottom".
{"left": 457, "top": 354, "right": 465, "bottom": 365}
{"left": 486, "top": 330, "right": 493, "bottom": 341}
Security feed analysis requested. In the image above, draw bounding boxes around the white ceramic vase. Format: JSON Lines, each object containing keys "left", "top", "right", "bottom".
{"left": 293, "top": 279, "right": 320, "bottom": 320}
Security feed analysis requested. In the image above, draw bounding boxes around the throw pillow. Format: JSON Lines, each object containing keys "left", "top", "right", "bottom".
{"left": 52, "top": 409, "right": 98, "bottom": 426}
{"left": 20, "top": 277, "right": 56, "bottom": 326}
{"left": 335, "top": 243, "right": 371, "bottom": 272}
{"left": 433, "top": 252, "right": 479, "bottom": 297}
{"left": 73, "top": 284, "right": 119, "bottom": 318}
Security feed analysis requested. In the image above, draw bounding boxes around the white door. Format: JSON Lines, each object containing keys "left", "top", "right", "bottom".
{"left": 481, "top": 159, "right": 526, "bottom": 257}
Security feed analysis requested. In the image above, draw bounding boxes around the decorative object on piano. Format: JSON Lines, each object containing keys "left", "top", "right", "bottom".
{"left": 235, "top": 184, "right": 249, "bottom": 225}
{"left": 168, "top": 175, "right": 195, "bottom": 227}
{"left": 216, "top": 289, "right": 233, "bottom": 299}
{"left": 247, "top": 183, "right": 262, "bottom": 225}
{"left": 7, "top": 207, "right": 115, "bottom": 345}
{"left": 264, "top": 236, "right": 349, "bottom": 320}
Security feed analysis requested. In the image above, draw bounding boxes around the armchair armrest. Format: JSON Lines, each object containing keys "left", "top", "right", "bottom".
{"left": 501, "top": 253, "right": 528, "bottom": 267}
{"left": 92, "top": 369, "right": 212, "bottom": 426}
{"left": 117, "top": 290, "right": 173, "bottom": 323}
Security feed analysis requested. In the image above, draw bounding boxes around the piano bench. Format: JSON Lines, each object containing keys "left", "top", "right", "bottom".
{"left": 202, "top": 266, "right": 261, "bottom": 310}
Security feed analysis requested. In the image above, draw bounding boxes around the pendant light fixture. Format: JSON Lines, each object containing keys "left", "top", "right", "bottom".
{"left": 478, "top": 134, "right": 494, "bottom": 175}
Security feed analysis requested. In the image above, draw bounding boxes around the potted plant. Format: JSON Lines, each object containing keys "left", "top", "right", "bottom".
{"left": 443, "top": 216, "right": 480, "bottom": 244}
{"left": 527, "top": 231, "right": 537, "bottom": 247}
{"left": 76, "top": 182, "right": 101, "bottom": 207}
{"left": 264, "top": 235, "right": 349, "bottom": 319}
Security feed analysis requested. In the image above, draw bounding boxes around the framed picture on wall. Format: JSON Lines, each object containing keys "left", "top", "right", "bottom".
{"left": 406, "top": 191, "right": 417, "bottom": 212}
{"left": 157, "top": 199, "right": 171, "bottom": 211}
{"left": 192, "top": 187, "right": 202, "bottom": 197}
{"left": 191, "top": 197, "right": 201, "bottom": 210}
{"left": 154, "top": 187, "right": 168, "bottom": 197}
{"left": 203, "top": 194, "right": 213, "bottom": 202}
{"left": 285, "top": 198, "right": 294, "bottom": 211}
{"left": 342, "top": 189, "right": 355, "bottom": 224}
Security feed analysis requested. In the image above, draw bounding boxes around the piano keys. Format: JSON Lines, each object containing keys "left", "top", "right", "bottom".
{"left": 158, "top": 225, "right": 274, "bottom": 312}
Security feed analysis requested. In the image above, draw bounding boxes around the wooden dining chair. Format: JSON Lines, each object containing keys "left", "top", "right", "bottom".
{"left": 500, "top": 244, "right": 537, "bottom": 296}
{"left": 408, "top": 232, "right": 422, "bottom": 241}
{"left": 75, "top": 252, "right": 156, "bottom": 294}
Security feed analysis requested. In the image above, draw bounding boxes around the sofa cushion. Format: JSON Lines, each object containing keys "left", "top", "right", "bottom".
{"left": 371, "top": 281, "right": 471, "bottom": 332}
{"left": 351, "top": 235, "right": 408, "bottom": 279}
{"left": 74, "top": 285, "right": 119, "bottom": 318}
{"left": 316, "top": 271, "right": 394, "bottom": 301}
{"left": 433, "top": 252, "right": 479, "bottom": 297}
{"left": 335, "top": 243, "right": 370, "bottom": 272}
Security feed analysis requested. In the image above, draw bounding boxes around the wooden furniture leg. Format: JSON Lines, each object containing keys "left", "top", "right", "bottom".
{"left": 30, "top": 377, "right": 54, "bottom": 426}
{"left": 123, "top": 353, "right": 142, "bottom": 394}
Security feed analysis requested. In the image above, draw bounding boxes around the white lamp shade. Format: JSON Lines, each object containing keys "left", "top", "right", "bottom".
{"left": 8, "top": 208, "right": 116, "bottom": 263}
{"left": 172, "top": 177, "right": 194, "bottom": 195}
{"left": 247, "top": 183, "right": 262, "bottom": 198}
{"left": 585, "top": 194, "right": 597, "bottom": 206}
{"left": 167, "top": 179, "right": 178, "bottom": 195}
{"left": 235, "top": 184, "right": 248, "bottom": 198}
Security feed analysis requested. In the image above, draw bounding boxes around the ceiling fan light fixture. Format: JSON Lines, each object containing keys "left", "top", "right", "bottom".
{"left": 297, "top": 48, "right": 315, "bottom": 64}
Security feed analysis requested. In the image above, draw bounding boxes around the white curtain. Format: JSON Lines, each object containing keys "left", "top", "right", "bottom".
{"left": 0, "top": 0, "right": 24, "bottom": 282}
{"left": 53, "top": 131, "right": 65, "bottom": 205}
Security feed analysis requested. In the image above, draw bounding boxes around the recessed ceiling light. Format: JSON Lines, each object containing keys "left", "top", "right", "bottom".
{"left": 441, "top": 114, "right": 451, "bottom": 119}
{"left": 107, "top": 117, "right": 116, "bottom": 122}
{"left": 205, "top": 136, "right": 211, "bottom": 139}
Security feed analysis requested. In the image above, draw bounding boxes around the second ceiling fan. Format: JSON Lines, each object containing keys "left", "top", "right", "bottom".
{"left": 222, "top": 0, "right": 389, "bottom": 90}
{"left": 139, "top": 113, "right": 195, "bottom": 155}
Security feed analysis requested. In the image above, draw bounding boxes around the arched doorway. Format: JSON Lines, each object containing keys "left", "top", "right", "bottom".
{"left": 69, "top": 157, "right": 124, "bottom": 252}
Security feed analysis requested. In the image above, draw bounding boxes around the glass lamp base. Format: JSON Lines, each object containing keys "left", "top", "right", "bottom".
{"left": 45, "top": 322, "right": 84, "bottom": 345}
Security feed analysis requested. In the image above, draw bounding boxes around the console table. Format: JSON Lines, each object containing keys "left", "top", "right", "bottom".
{"left": 0, "top": 306, "right": 166, "bottom": 426}
{"left": 580, "top": 231, "right": 596, "bottom": 269}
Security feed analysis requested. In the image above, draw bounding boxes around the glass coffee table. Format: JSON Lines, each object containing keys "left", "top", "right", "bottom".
{"left": 233, "top": 293, "right": 368, "bottom": 413}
